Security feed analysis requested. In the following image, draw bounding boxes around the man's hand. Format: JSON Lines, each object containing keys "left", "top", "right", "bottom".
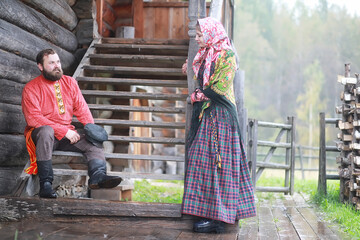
{"left": 182, "top": 59, "right": 188, "bottom": 75}
{"left": 65, "top": 129, "right": 80, "bottom": 144}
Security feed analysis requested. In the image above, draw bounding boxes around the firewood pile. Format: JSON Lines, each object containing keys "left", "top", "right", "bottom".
{"left": 336, "top": 63, "right": 360, "bottom": 208}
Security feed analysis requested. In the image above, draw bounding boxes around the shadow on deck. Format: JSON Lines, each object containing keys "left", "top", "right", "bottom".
{"left": 0, "top": 193, "right": 349, "bottom": 239}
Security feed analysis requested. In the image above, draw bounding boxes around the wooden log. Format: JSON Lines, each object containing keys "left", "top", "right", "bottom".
{"left": 72, "top": 0, "right": 93, "bottom": 19}
{"left": 21, "top": 0, "right": 78, "bottom": 31}
{"left": 0, "top": 79, "right": 24, "bottom": 105}
{"left": 0, "top": 49, "right": 39, "bottom": 84}
{"left": 0, "top": 19, "right": 76, "bottom": 73}
{"left": 337, "top": 132, "right": 353, "bottom": 142}
{"left": 338, "top": 120, "right": 353, "bottom": 130}
{"left": 337, "top": 75, "right": 357, "bottom": 85}
{"left": 0, "top": 103, "right": 26, "bottom": 134}
{"left": 0, "top": 0, "right": 77, "bottom": 52}
{"left": 340, "top": 92, "right": 354, "bottom": 101}
{"left": 0, "top": 134, "right": 28, "bottom": 166}
{"left": 0, "top": 168, "right": 23, "bottom": 196}
{"left": 75, "top": 19, "right": 93, "bottom": 45}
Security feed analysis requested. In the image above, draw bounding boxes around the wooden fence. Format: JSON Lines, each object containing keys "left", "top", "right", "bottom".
{"left": 318, "top": 113, "right": 341, "bottom": 195}
{"left": 247, "top": 117, "right": 296, "bottom": 195}
{"left": 258, "top": 145, "right": 337, "bottom": 180}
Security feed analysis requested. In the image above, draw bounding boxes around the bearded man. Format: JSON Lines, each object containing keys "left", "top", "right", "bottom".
{"left": 21, "top": 49, "right": 122, "bottom": 198}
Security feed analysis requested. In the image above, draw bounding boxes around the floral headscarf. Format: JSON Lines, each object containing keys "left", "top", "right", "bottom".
{"left": 192, "top": 17, "right": 233, "bottom": 88}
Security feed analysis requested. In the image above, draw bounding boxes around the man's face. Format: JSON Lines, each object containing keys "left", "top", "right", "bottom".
{"left": 38, "top": 53, "right": 63, "bottom": 81}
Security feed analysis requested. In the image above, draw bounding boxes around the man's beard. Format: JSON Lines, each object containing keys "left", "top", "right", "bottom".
{"left": 42, "top": 67, "right": 63, "bottom": 81}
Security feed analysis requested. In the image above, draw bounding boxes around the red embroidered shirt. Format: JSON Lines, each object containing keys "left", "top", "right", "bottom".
{"left": 22, "top": 74, "right": 94, "bottom": 140}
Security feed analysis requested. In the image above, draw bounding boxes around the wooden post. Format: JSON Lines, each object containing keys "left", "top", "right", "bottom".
{"left": 284, "top": 117, "right": 293, "bottom": 195}
{"left": 209, "top": 0, "right": 223, "bottom": 21}
{"left": 132, "top": 0, "right": 144, "bottom": 38}
{"left": 289, "top": 116, "right": 296, "bottom": 195}
{"left": 318, "top": 112, "right": 327, "bottom": 195}
{"left": 96, "top": 0, "right": 104, "bottom": 36}
{"left": 234, "top": 70, "right": 246, "bottom": 147}
{"left": 298, "top": 145, "right": 305, "bottom": 180}
{"left": 185, "top": 0, "right": 206, "bottom": 171}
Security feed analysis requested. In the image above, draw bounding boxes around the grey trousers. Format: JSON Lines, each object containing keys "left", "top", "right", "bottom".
{"left": 31, "top": 125, "right": 105, "bottom": 162}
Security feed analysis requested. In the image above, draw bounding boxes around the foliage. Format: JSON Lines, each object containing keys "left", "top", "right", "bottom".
{"left": 296, "top": 60, "right": 326, "bottom": 146}
{"left": 132, "top": 179, "right": 183, "bottom": 203}
{"left": 234, "top": 0, "right": 360, "bottom": 144}
{"left": 309, "top": 182, "right": 360, "bottom": 238}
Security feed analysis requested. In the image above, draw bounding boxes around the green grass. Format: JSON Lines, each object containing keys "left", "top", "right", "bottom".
{"left": 132, "top": 179, "right": 184, "bottom": 203}
{"left": 309, "top": 182, "right": 360, "bottom": 238}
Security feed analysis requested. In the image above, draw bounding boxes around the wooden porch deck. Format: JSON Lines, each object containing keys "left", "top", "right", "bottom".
{"left": 0, "top": 193, "right": 349, "bottom": 239}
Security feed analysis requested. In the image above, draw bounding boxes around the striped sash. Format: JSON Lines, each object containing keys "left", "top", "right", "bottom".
{"left": 25, "top": 128, "right": 38, "bottom": 175}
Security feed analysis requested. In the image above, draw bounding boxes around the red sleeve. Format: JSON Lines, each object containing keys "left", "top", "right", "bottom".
{"left": 71, "top": 78, "right": 94, "bottom": 126}
{"left": 22, "top": 86, "right": 69, "bottom": 140}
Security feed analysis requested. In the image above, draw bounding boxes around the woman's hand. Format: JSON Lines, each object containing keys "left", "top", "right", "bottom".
{"left": 182, "top": 59, "right": 188, "bottom": 75}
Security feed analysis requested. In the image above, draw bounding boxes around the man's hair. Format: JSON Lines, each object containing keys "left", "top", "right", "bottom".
{"left": 36, "top": 49, "right": 57, "bottom": 65}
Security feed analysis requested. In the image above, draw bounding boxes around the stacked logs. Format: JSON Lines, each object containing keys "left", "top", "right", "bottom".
{"left": 336, "top": 63, "right": 360, "bottom": 208}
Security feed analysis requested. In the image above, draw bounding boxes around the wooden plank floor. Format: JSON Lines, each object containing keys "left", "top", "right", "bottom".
{"left": 0, "top": 193, "right": 350, "bottom": 239}
{"left": 239, "top": 192, "right": 350, "bottom": 240}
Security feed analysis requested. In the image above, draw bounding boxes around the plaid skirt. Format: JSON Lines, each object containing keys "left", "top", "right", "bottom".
{"left": 181, "top": 106, "right": 256, "bottom": 224}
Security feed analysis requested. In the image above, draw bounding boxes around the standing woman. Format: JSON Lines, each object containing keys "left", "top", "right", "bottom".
{"left": 181, "top": 17, "right": 256, "bottom": 233}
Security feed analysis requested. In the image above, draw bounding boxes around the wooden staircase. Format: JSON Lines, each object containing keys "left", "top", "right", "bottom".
{"left": 53, "top": 38, "right": 189, "bottom": 181}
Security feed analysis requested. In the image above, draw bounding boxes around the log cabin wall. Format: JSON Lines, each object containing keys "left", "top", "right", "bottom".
{"left": 0, "top": 0, "right": 95, "bottom": 195}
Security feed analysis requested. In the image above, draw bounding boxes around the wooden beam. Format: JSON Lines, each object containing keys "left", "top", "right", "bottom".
{"left": 96, "top": 0, "right": 104, "bottom": 36}
{"left": 133, "top": 0, "right": 144, "bottom": 38}
{"left": 53, "top": 201, "right": 182, "bottom": 217}
{"left": 53, "top": 169, "right": 184, "bottom": 180}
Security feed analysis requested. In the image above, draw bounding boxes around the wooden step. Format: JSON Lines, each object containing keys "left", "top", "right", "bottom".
{"left": 108, "top": 135, "right": 185, "bottom": 145}
{"left": 81, "top": 90, "right": 187, "bottom": 101}
{"left": 76, "top": 76, "right": 187, "bottom": 88}
{"left": 72, "top": 118, "right": 185, "bottom": 129}
{"left": 101, "top": 37, "right": 189, "bottom": 45}
{"left": 94, "top": 43, "right": 188, "bottom": 56}
{"left": 83, "top": 65, "right": 185, "bottom": 78}
{"left": 89, "top": 54, "right": 186, "bottom": 68}
{"left": 53, "top": 151, "right": 184, "bottom": 162}
{"left": 53, "top": 168, "right": 184, "bottom": 180}
{"left": 97, "top": 119, "right": 185, "bottom": 129}
{"left": 88, "top": 104, "right": 185, "bottom": 114}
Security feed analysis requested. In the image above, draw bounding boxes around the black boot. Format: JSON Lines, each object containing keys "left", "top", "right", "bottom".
{"left": 88, "top": 159, "right": 122, "bottom": 189}
{"left": 193, "top": 218, "right": 225, "bottom": 233}
{"left": 37, "top": 160, "right": 57, "bottom": 198}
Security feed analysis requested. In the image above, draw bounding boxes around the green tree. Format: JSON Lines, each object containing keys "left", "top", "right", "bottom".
{"left": 296, "top": 60, "right": 326, "bottom": 146}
